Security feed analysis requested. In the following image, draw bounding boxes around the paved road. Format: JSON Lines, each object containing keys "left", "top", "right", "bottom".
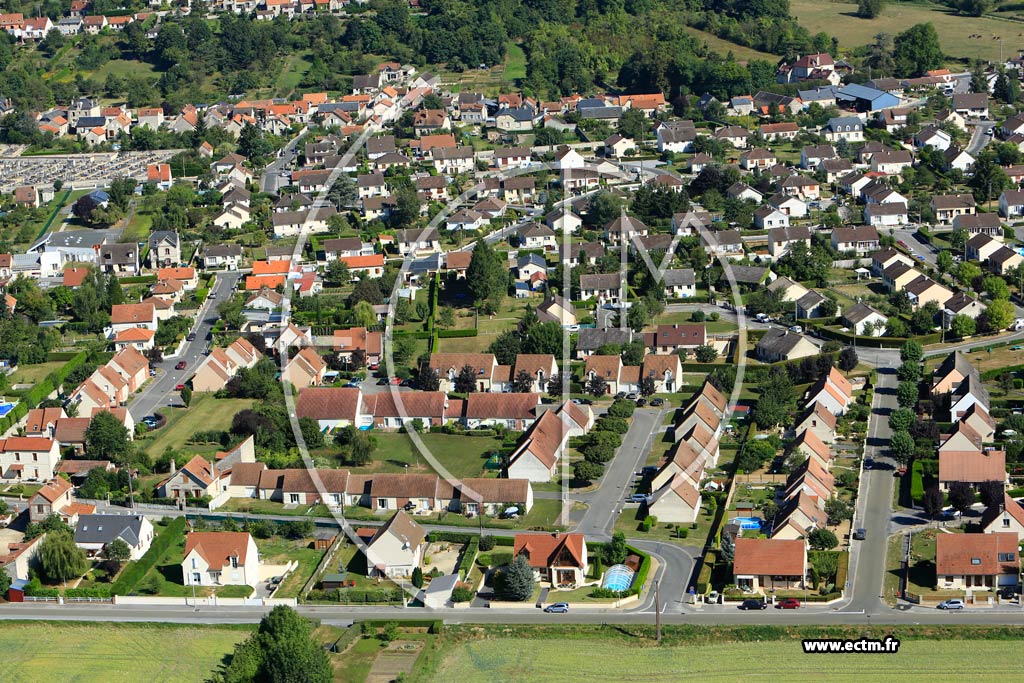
{"left": 574, "top": 407, "right": 665, "bottom": 539}
{"left": 127, "top": 271, "right": 242, "bottom": 421}
{"left": 260, "top": 133, "right": 306, "bottom": 194}
{"left": 8, "top": 599, "right": 1024, "bottom": 626}
{"left": 967, "top": 120, "right": 996, "bottom": 157}
{"left": 846, "top": 368, "right": 898, "bottom": 614}
{"left": 890, "top": 227, "right": 938, "bottom": 267}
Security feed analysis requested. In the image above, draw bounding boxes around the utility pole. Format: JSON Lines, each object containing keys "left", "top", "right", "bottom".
{"left": 654, "top": 580, "right": 661, "bottom": 643}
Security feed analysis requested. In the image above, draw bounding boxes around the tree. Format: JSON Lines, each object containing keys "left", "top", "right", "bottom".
{"left": 466, "top": 238, "right": 506, "bottom": 306}
{"left": 638, "top": 376, "right": 656, "bottom": 397}
{"left": 573, "top": 460, "right": 604, "bottom": 483}
{"left": 324, "top": 260, "right": 350, "bottom": 288}
{"left": 857, "top": 0, "right": 884, "bottom": 18}
{"left": 438, "top": 306, "right": 456, "bottom": 329}
{"left": 348, "top": 431, "right": 375, "bottom": 466}
{"left": 893, "top": 23, "right": 943, "bottom": 77}
{"left": 327, "top": 174, "right": 357, "bottom": 209}
{"left": 949, "top": 314, "right": 976, "bottom": 338}
{"left": 38, "top": 530, "right": 88, "bottom": 583}
{"left": 586, "top": 374, "right": 608, "bottom": 397}
{"left": 105, "top": 538, "right": 131, "bottom": 565}
{"left": 752, "top": 371, "right": 795, "bottom": 428}
{"left": 454, "top": 364, "right": 478, "bottom": 394}
{"left": 495, "top": 554, "right": 535, "bottom": 601}
{"left": 253, "top": 606, "right": 332, "bottom": 683}
{"left": 888, "top": 407, "right": 915, "bottom": 432}
{"left": 511, "top": 369, "right": 534, "bottom": 393}
{"left": 85, "top": 410, "right": 132, "bottom": 463}
{"left": 353, "top": 300, "right": 378, "bottom": 330}
{"left": 968, "top": 152, "right": 1011, "bottom": 203}
{"left": 889, "top": 430, "right": 915, "bottom": 465}
{"left": 415, "top": 364, "right": 440, "bottom": 391}
{"left": 180, "top": 384, "right": 192, "bottom": 407}
{"left": 349, "top": 278, "right": 384, "bottom": 308}
{"left": 411, "top": 567, "right": 424, "bottom": 589}
{"left": 947, "top": 481, "right": 975, "bottom": 516}
{"left": 936, "top": 249, "right": 953, "bottom": 274}
{"left": 896, "top": 380, "right": 919, "bottom": 409}
{"left": 995, "top": 69, "right": 1021, "bottom": 104}
{"left": 824, "top": 497, "right": 854, "bottom": 525}
{"left": 922, "top": 486, "right": 945, "bottom": 518}
{"left": 897, "top": 361, "right": 921, "bottom": 383}
{"left": 694, "top": 344, "right": 717, "bottom": 363}
{"left": 984, "top": 298, "right": 1015, "bottom": 331}
{"left": 299, "top": 417, "right": 324, "bottom": 449}
{"left": 603, "top": 532, "right": 628, "bottom": 565}
{"left": 983, "top": 275, "right": 1010, "bottom": 301}
{"left": 900, "top": 340, "right": 923, "bottom": 364}
{"left": 980, "top": 480, "right": 1005, "bottom": 509}
{"left": 838, "top": 347, "right": 858, "bottom": 372}
{"left": 808, "top": 527, "right": 839, "bottom": 550}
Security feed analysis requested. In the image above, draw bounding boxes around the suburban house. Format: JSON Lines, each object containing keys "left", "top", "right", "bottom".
{"left": 795, "top": 402, "right": 838, "bottom": 444}
{"left": 74, "top": 514, "right": 154, "bottom": 560}
{"left": 1, "top": 437, "right": 61, "bottom": 482}
{"left": 506, "top": 410, "right": 572, "bottom": 482}
{"left": 295, "top": 387, "right": 365, "bottom": 432}
{"left": 931, "top": 194, "right": 976, "bottom": 224}
{"left": 647, "top": 474, "right": 702, "bottom": 524}
{"left": 732, "top": 538, "right": 807, "bottom": 593}
{"left": 831, "top": 226, "right": 880, "bottom": 255}
{"left": 428, "top": 353, "right": 501, "bottom": 393}
{"left": 938, "top": 449, "right": 1006, "bottom": 491}
{"left": 935, "top": 532, "right": 1018, "bottom": 592}
{"left": 27, "top": 477, "right": 87, "bottom": 523}
{"left": 363, "top": 510, "right": 425, "bottom": 579}
{"left": 182, "top": 531, "right": 260, "bottom": 588}
{"left": 805, "top": 368, "right": 854, "bottom": 416}
{"left": 191, "top": 338, "right": 262, "bottom": 393}
{"left": 755, "top": 329, "right": 818, "bottom": 363}
{"left": 982, "top": 494, "right": 1024, "bottom": 540}
{"left": 282, "top": 347, "right": 327, "bottom": 387}
{"left": 842, "top": 303, "right": 888, "bottom": 336}
{"left": 647, "top": 324, "right": 707, "bottom": 354}
{"left": 513, "top": 532, "right": 588, "bottom": 587}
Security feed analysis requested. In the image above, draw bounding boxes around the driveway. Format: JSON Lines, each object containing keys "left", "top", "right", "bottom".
{"left": 128, "top": 271, "right": 242, "bottom": 420}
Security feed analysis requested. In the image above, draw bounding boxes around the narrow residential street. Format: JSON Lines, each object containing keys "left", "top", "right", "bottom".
{"left": 127, "top": 271, "right": 242, "bottom": 421}
{"left": 846, "top": 368, "right": 897, "bottom": 614}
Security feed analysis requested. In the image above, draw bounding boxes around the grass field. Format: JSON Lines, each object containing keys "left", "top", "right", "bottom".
{"left": 430, "top": 632, "right": 1024, "bottom": 682}
{"left": 363, "top": 432, "right": 505, "bottom": 480}
{"left": 683, "top": 26, "right": 781, "bottom": 61}
{"left": 7, "top": 361, "right": 65, "bottom": 387}
{"left": 791, "top": 0, "right": 1024, "bottom": 62}
{"left": 503, "top": 43, "right": 527, "bottom": 82}
{"left": 256, "top": 536, "right": 324, "bottom": 598}
{"left": 140, "top": 395, "right": 257, "bottom": 459}
{"left": 0, "top": 622, "right": 249, "bottom": 683}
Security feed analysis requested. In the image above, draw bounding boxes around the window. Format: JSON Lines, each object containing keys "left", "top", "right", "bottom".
{"left": 230, "top": 556, "right": 238, "bottom": 569}
{"left": 377, "top": 498, "right": 387, "bottom": 509}
{"left": 1004, "top": 518, "right": 1011, "bottom": 528}
{"left": 289, "top": 494, "right": 299, "bottom": 504}
{"left": 971, "top": 558, "right": 981, "bottom": 565}
{"left": 192, "top": 572, "right": 201, "bottom": 584}
{"left": 999, "top": 552, "right": 1015, "bottom": 562}
{"left": 192, "top": 558, "right": 197, "bottom": 569}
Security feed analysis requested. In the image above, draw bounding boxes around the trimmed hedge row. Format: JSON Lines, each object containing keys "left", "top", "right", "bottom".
{"left": 119, "top": 275, "right": 157, "bottom": 284}
{"left": 110, "top": 517, "right": 187, "bottom": 595}
{"left": 457, "top": 537, "right": 480, "bottom": 579}
{"left": 427, "top": 531, "right": 514, "bottom": 546}
{"left": 627, "top": 544, "right": 651, "bottom": 596}
{"left": 437, "top": 329, "right": 478, "bottom": 338}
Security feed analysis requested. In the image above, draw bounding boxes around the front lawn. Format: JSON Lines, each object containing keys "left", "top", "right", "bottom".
{"left": 256, "top": 535, "right": 324, "bottom": 599}
{"left": 139, "top": 394, "right": 257, "bottom": 459}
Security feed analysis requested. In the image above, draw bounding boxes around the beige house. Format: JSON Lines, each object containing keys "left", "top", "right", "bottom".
{"left": 428, "top": 353, "right": 501, "bottom": 393}
{"left": 733, "top": 538, "right": 807, "bottom": 593}
{"left": 935, "top": 532, "right": 1018, "bottom": 592}
{"left": 647, "top": 474, "right": 702, "bottom": 523}
{"left": 982, "top": 493, "right": 1024, "bottom": 540}
{"left": 513, "top": 532, "right": 588, "bottom": 587}
{"left": 1, "top": 437, "right": 61, "bottom": 482}
{"left": 28, "top": 478, "right": 74, "bottom": 523}
{"left": 191, "top": 337, "right": 262, "bottom": 393}
{"left": 283, "top": 347, "right": 327, "bottom": 387}
{"left": 182, "top": 531, "right": 260, "bottom": 588}
{"left": 795, "top": 402, "right": 837, "bottom": 444}
{"left": 507, "top": 410, "right": 571, "bottom": 482}
{"left": 364, "top": 510, "right": 426, "bottom": 579}
{"left": 790, "top": 429, "right": 833, "bottom": 471}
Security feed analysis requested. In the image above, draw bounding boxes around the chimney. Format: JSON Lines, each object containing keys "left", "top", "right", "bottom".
{"left": 169, "top": 458, "right": 176, "bottom": 475}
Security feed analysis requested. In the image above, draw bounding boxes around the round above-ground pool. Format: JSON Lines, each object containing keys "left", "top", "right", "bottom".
{"left": 602, "top": 564, "right": 636, "bottom": 592}
{"left": 732, "top": 517, "right": 762, "bottom": 530}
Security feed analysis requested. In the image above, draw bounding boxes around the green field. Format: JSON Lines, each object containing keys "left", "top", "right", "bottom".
{"left": 503, "top": 43, "right": 527, "bottom": 82}
{"left": 791, "top": 0, "right": 1024, "bottom": 62}
{"left": 140, "top": 395, "right": 257, "bottom": 459}
{"left": 0, "top": 622, "right": 249, "bottom": 683}
{"left": 683, "top": 26, "right": 781, "bottom": 61}
{"left": 430, "top": 632, "right": 1024, "bottom": 682}
{"left": 365, "top": 432, "right": 504, "bottom": 480}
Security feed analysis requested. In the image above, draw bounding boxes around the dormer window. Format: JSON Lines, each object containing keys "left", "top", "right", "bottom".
{"left": 971, "top": 558, "right": 981, "bottom": 565}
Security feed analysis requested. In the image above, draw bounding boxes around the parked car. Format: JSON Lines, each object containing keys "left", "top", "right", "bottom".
{"left": 572, "top": 398, "right": 593, "bottom": 405}
{"left": 615, "top": 392, "right": 626, "bottom": 399}
{"left": 376, "top": 377, "right": 389, "bottom": 386}
{"left": 776, "top": 598, "right": 801, "bottom": 609}
{"left": 543, "top": 602, "right": 570, "bottom": 613}
{"left": 853, "top": 528, "right": 866, "bottom": 541}
{"left": 635, "top": 398, "right": 647, "bottom": 407}
{"left": 390, "top": 377, "right": 403, "bottom": 385}
{"left": 738, "top": 599, "right": 767, "bottom": 610}
{"left": 175, "top": 383, "right": 185, "bottom": 391}
{"left": 937, "top": 599, "right": 965, "bottom": 610}
{"left": 175, "top": 361, "right": 187, "bottom": 370}
{"left": 650, "top": 398, "right": 665, "bottom": 407}
{"left": 998, "top": 586, "right": 1016, "bottom": 600}
{"left": 628, "top": 493, "right": 651, "bottom": 504}
{"left": 789, "top": 325, "right": 803, "bottom": 334}
{"left": 625, "top": 392, "right": 638, "bottom": 400}
{"left": 186, "top": 333, "right": 196, "bottom": 341}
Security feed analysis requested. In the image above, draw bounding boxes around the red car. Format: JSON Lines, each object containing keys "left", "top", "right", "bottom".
{"left": 776, "top": 598, "right": 800, "bottom": 609}
{"left": 175, "top": 361, "right": 187, "bottom": 370}
{"left": 175, "top": 383, "right": 185, "bottom": 391}
{"left": 390, "top": 377, "right": 403, "bottom": 385}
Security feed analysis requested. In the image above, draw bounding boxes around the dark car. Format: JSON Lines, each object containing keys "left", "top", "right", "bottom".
{"left": 615, "top": 392, "right": 626, "bottom": 399}
{"left": 776, "top": 598, "right": 800, "bottom": 609}
{"left": 186, "top": 333, "right": 196, "bottom": 341}
{"left": 853, "top": 528, "right": 866, "bottom": 541}
{"left": 738, "top": 599, "right": 767, "bottom": 610}
{"left": 650, "top": 398, "right": 665, "bottom": 407}
{"left": 635, "top": 398, "right": 647, "bottom": 407}
{"left": 175, "top": 361, "right": 187, "bottom": 370}
{"left": 998, "top": 586, "right": 1017, "bottom": 600}
{"left": 376, "top": 377, "right": 389, "bottom": 385}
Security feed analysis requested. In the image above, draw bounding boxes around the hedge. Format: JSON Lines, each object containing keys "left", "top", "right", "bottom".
{"left": 119, "top": 275, "right": 157, "bottom": 284}
{"left": 910, "top": 460, "right": 925, "bottom": 503}
{"left": 391, "top": 330, "right": 431, "bottom": 339}
{"left": 111, "top": 517, "right": 187, "bottom": 595}
{"left": 696, "top": 549, "right": 716, "bottom": 594}
{"left": 437, "top": 329, "right": 478, "bottom": 338}
{"left": 24, "top": 577, "right": 112, "bottom": 598}
{"left": 834, "top": 551, "right": 849, "bottom": 593}
{"left": 308, "top": 588, "right": 404, "bottom": 604}
{"left": 457, "top": 537, "right": 480, "bottom": 579}
{"left": 427, "top": 531, "right": 515, "bottom": 546}
{"left": 626, "top": 544, "right": 651, "bottom": 596}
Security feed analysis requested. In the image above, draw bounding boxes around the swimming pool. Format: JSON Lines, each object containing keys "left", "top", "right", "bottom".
{"left": 0, "top": 402, "right": 16, "bottom": 418}
{"left": 732, "top": 517, "right": 762, "bottom": 530}
{"left": 602, "top": 564, "right": 636, "bottom": 592}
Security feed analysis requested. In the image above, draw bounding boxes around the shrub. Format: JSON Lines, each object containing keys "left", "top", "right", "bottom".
{"left": 606, "top": 399, "right": 636, "bottom": 419}
{"left": 479, "top": 535, "right": 496, "bottom": 551}
{"left": 451, "top": 585, "right": 475, "bottom": 602}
